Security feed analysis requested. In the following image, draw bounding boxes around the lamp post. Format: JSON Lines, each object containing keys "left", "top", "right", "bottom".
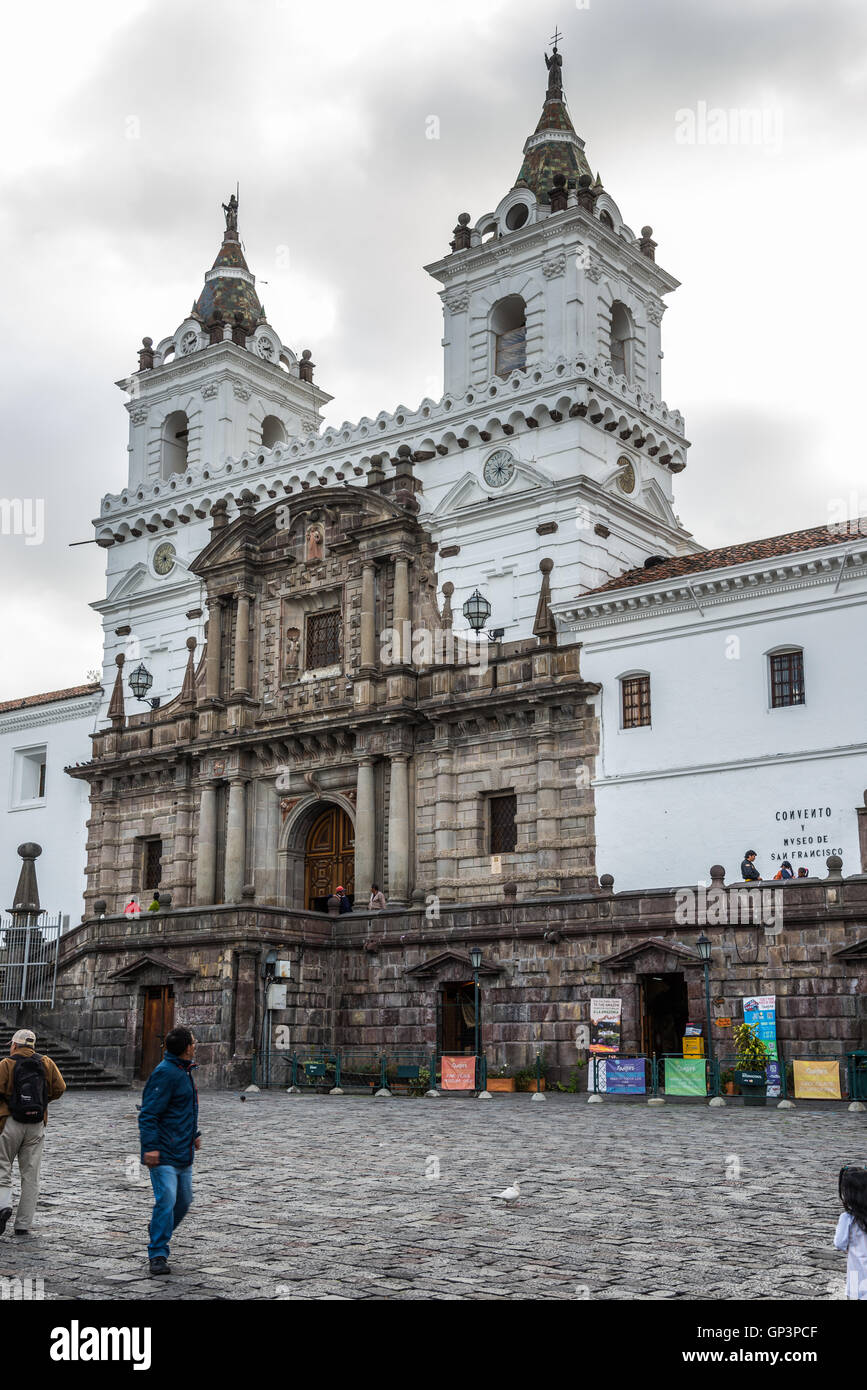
{"left": 128, "top": 662, "right": 161, "bottom": 710}
{"left": 469, "top": 946, "right": 482, "bottom": 1086}
{"left": 696, "top": 931, "right": 714, "bottom": 1067}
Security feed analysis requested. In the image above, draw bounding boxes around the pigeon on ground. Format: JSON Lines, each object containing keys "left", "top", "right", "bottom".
{"left": 493, "top": 1183, "right": 521, "bottom": 1205}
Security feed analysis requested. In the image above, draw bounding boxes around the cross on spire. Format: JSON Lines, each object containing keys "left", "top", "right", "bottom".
{"left": 549, "top": 26, "right": 562, "bottom": 51}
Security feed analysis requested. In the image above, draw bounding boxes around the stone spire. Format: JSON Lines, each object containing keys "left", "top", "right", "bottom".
{"left": 179, "top": 636, "right": 198, "bottom": 708}
{"left": 533, "top": 558, "right": 557, "bottom": 645}
{"left": 107, "top": 652, "right": 126, "bottom": 728}
{"left": 10, "top": 843, "right": 42, "bottom": 916}
{"left": 514, "top": 42, "right": 593, "bottom": 204}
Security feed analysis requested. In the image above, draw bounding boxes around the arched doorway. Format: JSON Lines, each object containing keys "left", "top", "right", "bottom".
{"left": 304, "top": 806, "right": 355, "bottom": 911}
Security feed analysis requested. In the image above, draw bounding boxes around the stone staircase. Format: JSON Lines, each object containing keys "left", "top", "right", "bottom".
{"left": 0, "top": 1019, "right": 129, "bottom": 1090}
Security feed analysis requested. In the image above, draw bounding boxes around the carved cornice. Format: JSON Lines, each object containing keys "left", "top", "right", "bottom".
{"left": 559, "top": 552, "right": 867, "bottom": 630}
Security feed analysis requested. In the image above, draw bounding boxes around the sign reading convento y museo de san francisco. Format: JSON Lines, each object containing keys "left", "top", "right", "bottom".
{"left": 768, "top": 804, "right": 845, "bottom": 870}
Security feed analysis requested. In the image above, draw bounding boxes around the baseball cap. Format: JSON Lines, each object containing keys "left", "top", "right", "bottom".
{"left": 12, "top": 1028, "right": 36, "bottom": 1046}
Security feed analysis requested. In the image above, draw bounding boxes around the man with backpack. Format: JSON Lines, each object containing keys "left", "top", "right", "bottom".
{"left": 0, "top": 1028, "right": 66, "bottom": 1237}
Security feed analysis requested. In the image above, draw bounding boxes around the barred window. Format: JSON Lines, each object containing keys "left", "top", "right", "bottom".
{"left": 143, "top": 838, "right": 162, "bottom": 891}
{"left": 621, "top": 675, "right": 651, "bottom": 728}
{"left": 305, "top": 610, "right": 341, "bottom": 669}
{"left": 489, "top": 793, "right": 517, "bottom": 854}
{"left": 770, "top": 650, "right": 805, "bottom": 708}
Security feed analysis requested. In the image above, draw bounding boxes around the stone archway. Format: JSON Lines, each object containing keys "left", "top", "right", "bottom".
{"left": 278, "top": 795, "right": 356, "bottom": 910}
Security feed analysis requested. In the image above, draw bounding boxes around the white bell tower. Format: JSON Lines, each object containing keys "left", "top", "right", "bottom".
{"left": 92, "top": 196, "right": 332, "bottom": 715}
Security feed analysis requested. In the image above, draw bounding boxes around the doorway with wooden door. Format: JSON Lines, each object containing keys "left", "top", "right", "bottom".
{"left": 438, "top": 981, "right": 480, "bottom": 1055}
{"left": 140, "top": 985, "right": 174, "bottom": 1079}
{"left": 304, "top": 805, "right": 355, "bottom": 911}
{"left": 639, "top": 973, "right": 688, "bottom": 1057}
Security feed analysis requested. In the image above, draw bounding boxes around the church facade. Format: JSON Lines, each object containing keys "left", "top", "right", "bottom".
{"left": 10, "top": 45, "right": 867, "bottom": 1086}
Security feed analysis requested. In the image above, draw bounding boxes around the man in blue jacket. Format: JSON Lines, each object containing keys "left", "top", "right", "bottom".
{"left": 138, "top": 1026, "right": 201, "bottom": 1277}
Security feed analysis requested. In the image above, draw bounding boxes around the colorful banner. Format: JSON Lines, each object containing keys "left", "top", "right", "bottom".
{"left": 595, "top": 1058, "right": 646, "bottom": 1094}
{"left": 793, "top": 1059, "right": 841, "bottom": 1100}
{"left": 743, "top": 993, "right": 780, "bottom": 1096}
{"left": 665, "top": 1058, "right": 707, "bottom": 1096}
{"left": 589, "top": 998, "right": 622, "bottom": 1054}
{"left": 440, "top": 1055, "right": 477, "bottom": 1090}
{"left": 742, "top": 995, "right": 778, "bottom": 1059}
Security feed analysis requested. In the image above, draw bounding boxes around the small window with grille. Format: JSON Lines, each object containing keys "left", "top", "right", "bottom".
{"left": 621, "top": 674, "right": 651, "bottom": 728}
{"left": 489, "top": 793, "right": 517, "bottom": 854}
{"left": 143, "top": 838, "right": 162, "bottom": 892}
{"left": 770, "top": 650, "right": 805, "bottom": 708}
{"left": 305, "top": 610, "right": 341, "bottom": 669}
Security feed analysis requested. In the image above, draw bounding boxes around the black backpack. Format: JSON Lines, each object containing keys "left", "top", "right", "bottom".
{"left": 9, "top": 1053, "right": 47, "bottom": 1124}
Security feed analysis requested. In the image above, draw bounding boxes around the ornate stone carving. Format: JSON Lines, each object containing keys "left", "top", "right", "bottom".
{"left": 542, "top": 249, "right": 567, "bottom": 279}
{"left": 445, "top": 286, "right": 471, "bottom": 313}
{"left": 130, "top": 407, "right": 148, "bottom": 425}
{"left": 232, "top": 381, "right": 252, "bottom": 402}
{"left": 201, "top": 381, "right": 219, "bottom": 399}
{"left": 584, "top": 261, "right": 603, "bottom": 283}
{"left": 645, "top": 300, "right": 665, "bottom": 326}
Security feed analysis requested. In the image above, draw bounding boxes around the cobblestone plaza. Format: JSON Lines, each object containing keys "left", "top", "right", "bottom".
{"left": 1, "top": 1090, "right": 863, "bottom": 1301}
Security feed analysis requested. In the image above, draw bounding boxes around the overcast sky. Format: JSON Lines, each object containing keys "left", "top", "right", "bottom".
{"left": 1, "top": 0, "right": 865, "bottom": 700}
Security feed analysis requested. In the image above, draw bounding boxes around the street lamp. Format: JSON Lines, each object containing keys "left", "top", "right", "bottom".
{"left": 696, "top": 932, "right": 714, "bottom": 1067}
{"left": 469, "top": 946, "right": 482, "bottom": 1084}
{"left": 128, "top": 662, "right": 161, "bottom": 709}
{"left": 461, "top": 590, "right": 504, "bottom": 643}
{"left": 462, "top": 590, "right": 491, "bottom": 633}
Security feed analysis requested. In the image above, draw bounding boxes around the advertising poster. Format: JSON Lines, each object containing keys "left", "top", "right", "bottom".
{"left": 594, "top": 1057, "right": 646, "bottom": 1094}
{"left": 742, "top": 995, "right": 778, "bottom": 1059}
{"left": 664, "top": 1058, "right": 707, "bottom": 1096}
{"left": 589, "top": 998, "right": 622, "bottom": 1054}
{"left": 793, "top": 1059, "right": 842, "bottom": 1100}
{"left": 440, "top": 1056, "right": 477, "bottom": 1090}
{"left": 743, "top": 993, "right": 780, "bottom": 1097}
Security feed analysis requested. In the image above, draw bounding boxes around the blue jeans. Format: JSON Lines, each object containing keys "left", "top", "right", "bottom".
{"left": 147, "top": 1163, "right": 193, "bottom": 1260}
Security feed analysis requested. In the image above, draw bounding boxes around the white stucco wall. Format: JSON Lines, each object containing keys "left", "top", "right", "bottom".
{"left": 563, "top": 551, "right": 867, "bottom": 889}
{"left": 0, "top": 690, "right": 100, "bottom": 925}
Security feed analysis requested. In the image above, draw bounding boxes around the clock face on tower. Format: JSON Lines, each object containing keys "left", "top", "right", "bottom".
{"left": 483, "top": 449, "right": 516, "bottom": 489}
{"left": 153, "top": 542, "right": 176, "bottom": 577}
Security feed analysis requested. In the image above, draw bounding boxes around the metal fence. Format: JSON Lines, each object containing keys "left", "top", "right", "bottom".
{"left": 588, "top": 1052, "right": 858, "bottom": 1101}
{"left": 0, "top": 916, "right": 62, "bottom": 1008}
{"left": 255, "top": 1047, "right": 496, "bottom": 1093}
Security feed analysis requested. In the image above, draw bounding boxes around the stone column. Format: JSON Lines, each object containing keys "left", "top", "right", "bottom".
{"left": 387, "top": 754, "right": 410, "bottom": 905}
{"left": 205, "top": 597, "right": 224, "bottom": 702}
{"left": 433, "top": 728, "right": 456, "bottom": 898}
{"left": 354, "top": 758, "right": 376, "bottom": 898}
{"left": 535, "top": 721, "right": 560, "bottom": 895}
{"left": 252, "top": 779, "right": 282, "bottom": 905}
{"left": 360, "top": 562, "right": 377, "bottom": 671}
{"left": 224, "top": 777, "right": 247, "bottom": 903}
{"left": 392, "top": 555, "right": 410, "bottom": 663}
{"left": 231, "top": 591, "right": 252, "bottom": 699}
{"left": 196, "top": 781, "right": 219, "bottom": 905}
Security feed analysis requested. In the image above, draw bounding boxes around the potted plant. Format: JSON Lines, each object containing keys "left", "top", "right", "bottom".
{"left": 514, "top": 1062, "right": 547, "bottom": 1092}
{"left": 733, "top": 1022, "right": 769, "bottom": 1106}
{"left": 486, "top": 1064, "right": 516, "bottom": 1093}
{"left": 720, "top": 1067, "right": 739, "bottom": 1096}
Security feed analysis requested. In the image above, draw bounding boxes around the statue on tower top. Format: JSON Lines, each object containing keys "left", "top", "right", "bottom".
{"left": 545, "top": 29, "right": 564, "bottom": 99}
{"left": 222, "top": 192, "right": 239, "bottom": 232}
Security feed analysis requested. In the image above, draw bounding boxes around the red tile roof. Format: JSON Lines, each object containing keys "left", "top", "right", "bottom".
{"left": 580, "top": 520, "right": 867, "bottom": 598}
{"left": 0, "top": 682, "right": 102, "bottom": 715}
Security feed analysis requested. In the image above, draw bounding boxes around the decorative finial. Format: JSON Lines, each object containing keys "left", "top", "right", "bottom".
{"left": 545, "top": 34, "right": 564, "bottom": 99}
{"left": 222, "top": 192, "right": 239, "bottom": 233}
{"left": 549, "top": 26, "right": 563, "bottom": 51}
